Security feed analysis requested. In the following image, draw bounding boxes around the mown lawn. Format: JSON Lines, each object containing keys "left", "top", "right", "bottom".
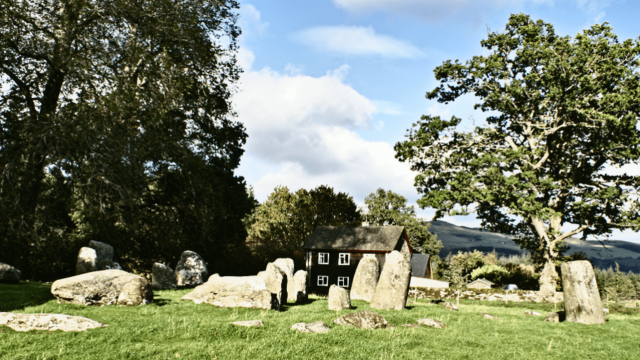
{"left": 1, "top": 282, "right": 639, "bottom": 360}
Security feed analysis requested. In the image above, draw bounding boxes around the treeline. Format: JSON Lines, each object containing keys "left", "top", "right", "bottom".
{"left": 595, "top": 265, "right": 640, "bottom": 302}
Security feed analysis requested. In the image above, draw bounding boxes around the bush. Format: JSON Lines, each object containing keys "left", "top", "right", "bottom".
{"left": 471, "top": 265, "right": 510, "bottom": 285}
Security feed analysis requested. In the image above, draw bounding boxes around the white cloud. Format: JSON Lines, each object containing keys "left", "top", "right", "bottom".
{"left": 294, "top": 26, "right": 424, "bottom": 58}
{"left": 239, "top": 4, "right": 269, "bottom": 36}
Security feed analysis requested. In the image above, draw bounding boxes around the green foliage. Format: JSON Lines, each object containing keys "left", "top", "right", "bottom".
{"left": 363, "top": 188, "right": 442, "bottom": 257}
{"left": 246, "top": 185, "right": 361, "bottom": 268}
{"left": 395, "top": 13, "right": 640, "bottom": 283}
{"left": 0, "top": 0, "right": 253, "bottom": 279}
{"left": 471, "top": 265, "right": 510, "bottom": 284}
{"left": 595, "top": 264, "right": 640, "bottom": 302}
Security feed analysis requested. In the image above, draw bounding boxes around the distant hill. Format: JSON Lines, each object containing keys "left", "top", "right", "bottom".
{"left": 428, "top": 220, "right": 640, "bottom": 273}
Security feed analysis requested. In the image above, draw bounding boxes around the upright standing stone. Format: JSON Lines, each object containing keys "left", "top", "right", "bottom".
{"left": 258, "top": 262, "right": 287, "bottom": 308}
{"left": 350, "top": 257, "right": 379, "bottom": 302}
{"left": 0, "top": 263, "right": 21, "bottom": 284}
{"left": 328, "top": 285, "right": 351, "bottom": 310}
{"left": 273, "top": 258, "right": 296, "bottom": 302}
{"left": 293, "top": 270, "right": 308, "bottom": 302}
{"left": 175, "top": 250, "right": 208, "bottom": 287}
{"left": 88, "top": 241, "right": 114, "bottom": 266}
{"left": 151, "top": 263, "right": 177, "bottom": 290}
{"left": 370, "top": 251, "right": 411, "bottom": 311}
{"left": 76, "top": 247, "right": 98, "bottom": 275}
{"left": 561, "top": 261, "right": 605, "bottom": 325}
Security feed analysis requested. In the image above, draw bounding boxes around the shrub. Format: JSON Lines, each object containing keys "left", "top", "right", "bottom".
{"left": 471, "top": 265, "right": 510, "bottom": 285}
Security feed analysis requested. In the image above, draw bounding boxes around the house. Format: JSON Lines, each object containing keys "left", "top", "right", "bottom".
{"left": 466, "top": 278, "right": 494, "bottom": 289}
{"left": 303, "top": 226, "right": 412, "bottom": 295}
{"left": 409, "top": 254, "right": 449, "bottom": 288}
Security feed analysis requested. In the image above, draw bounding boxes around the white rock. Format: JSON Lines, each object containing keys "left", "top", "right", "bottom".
{"left": 231, "top": 320, "right": 263, "bottom": 327}
{"left": 51, "top": 270, "right": 153, "bottom": 306}
{"left": 76, "top": 247, "right": 98, "bottom": 275}
{"left": 333, "top": 311, "right": 394, "bottom": 329}
{"left": 417, "top": 318, "right": 446, "bottom": 329}
{"left": 328, "top": 285, "right": 350, "bottom": 311}
{"left": 291, "top": 322, "right": 330, "bottom": 333}
{"left": 273, "top": 258, "right": 296, "bottom": 302}
{"left": 293, "top": 270, "right": 308, "bottom": 302}
{"left": 0, "top": 313, "right": 107, "bottom": 332}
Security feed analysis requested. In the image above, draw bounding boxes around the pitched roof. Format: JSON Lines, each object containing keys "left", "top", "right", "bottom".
{"left": 303, "top": 226, "right": 406, "bottom": 251}
{"left": 468, "top": 278, "right": 495, "bottom": 286}
{"left": 410, "top": 254, "right": 431, "bottom": 277}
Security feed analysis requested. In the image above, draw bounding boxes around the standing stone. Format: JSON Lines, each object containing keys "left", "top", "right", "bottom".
{"left": 152, "top": 263, "right": 177, "bottom": 290}
{"left": 51, "top": 270, "right": 153, "bottom": 306}
{"left": 175, "top": 250, "right": 208, "bottom": 287}
{"left": 328, "top": 285, "right": 350, "bottom": 311}
{"left": 293, "top": 270, "right": 308, "bottom": 302}
{"left": 370, "top": 251, "right": 411, "bottom": 311}
{"left": 561, "top": 261, "right": 605, "bottom": 325}
{"left": 76, "top": 247, "right": 98, "bottom": 275}
{"left": 350, "top": 257, "right": 379, "bottom": 302}
{"left": 273, "top": 258, "right": 296, "bottom": 302}
{"left": 88, "top": 240, "right": 114, "bottom": 267}
{"left": 0, "top": 263, "right": 21, "bottom": 284}
{"left": 259, "top": 262, "right": 287, "bottom": 307}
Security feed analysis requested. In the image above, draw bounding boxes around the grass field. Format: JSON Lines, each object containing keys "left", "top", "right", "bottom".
{"left": 1, "top": 282, "right": 639, "bottom": 360}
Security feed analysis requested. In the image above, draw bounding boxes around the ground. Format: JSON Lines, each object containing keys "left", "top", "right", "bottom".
{"left": 1, "top": 282, "right": 639, "bottom": 359}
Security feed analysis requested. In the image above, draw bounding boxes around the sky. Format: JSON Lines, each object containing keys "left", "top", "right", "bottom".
{"left": 231, "top": 0, "right": 640, "bottom": 243}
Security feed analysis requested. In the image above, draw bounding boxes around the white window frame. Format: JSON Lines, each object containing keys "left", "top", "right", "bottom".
{"left": 318, "top": 252, "right": 329, "bottom": 265}
{"left": 337, "top": 276, "right": 349, "bottom": 287}
{"left": 317, "top": 275, "right": 329, "bottom": 286}
{"left": 338, "top": 253, "right": 350, "bottom": 265}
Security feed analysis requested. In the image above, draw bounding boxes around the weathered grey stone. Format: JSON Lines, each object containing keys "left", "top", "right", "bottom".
{"left": 0, "top": 313, "right": 107, "bottom": 332}
{"left": 544, "top": 311, "right": 566, "bottom": 323}
{"left": 175, "top": 250, "right": 208, "bottom": 287}
{"left": 88, "top": 240, "right": 114, "bottom": 267}
{"left": 293, "top": 270, "right": 308, "bottom": 302}
{"left": 51, "top": 270, "right": 153, "bottom": 306}
{"left": 333, "top": 311, "right": 394, "bottom": 329}
{"left": 0, "top": 262, "right": 21, "bottom": 284}
{"left": 181, "top": 275, "right": 279, "bottom": 309}
{"left": 524, "top": 310, "right": 542, "bottom": 316}
{"left": 291, "top": 322, "right": 330, "bottom": 333}
{"left": 273, "top": 258, "right": 296, "bottom": 302}
{"left": 328, "top": 285, "right": 350, "bottom": 311}
{"left": 561, "top": 261, "right": 605, "bottom": 325}
{"left": 152, "top": 263, "right": 177, "bottom": 290}
{"left": 370, "top": 251, "right": 411, "bottom": 311}
{"left": 350, "top": 256, "right": 379, "bottom": 302}
{"left": 482, "top": 313, "right": 499, "bottom": 320}
{"left": 441, "top": 302, "right": 459, "bottom": 311}
{"left": 417, "top": 318, "right": 446, "bottom": 329}
{"left": 259, "top": 262, "right": 287, "bottom": 307}
{"left": 210, "top": 291, "right": 279, "bottom": 310}
{"left": 76, "top": 247, "right": 98, "bottom": 275}
{"left": 231, "top": 320, "right": 263, "bottom": 327}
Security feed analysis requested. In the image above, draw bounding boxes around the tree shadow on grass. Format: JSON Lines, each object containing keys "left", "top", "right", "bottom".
{"left": 0, "top": 282, "right": 56, "bottom": 312}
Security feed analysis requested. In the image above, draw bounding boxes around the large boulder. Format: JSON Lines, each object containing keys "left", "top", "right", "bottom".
{"left": 328, "top": 285, "right": 351, "bottom": 310}
{"left": 350, "top": 256, "right": 379, "bottom": 302}
{"left": 175, "top": 250, "right": 208, "bottom": 287}
{"left": 370, "top": 251, "right": 411, "bottom": 311}
{"left": 333, "top": 311, "right": 394, "bottom": 329}
{"left": 0, "top": 313, "right": 107, "bottom": 332}
{"left": 273, "top": 258, "right": 296, "bottom": 302}
{"left": 293, "top": 270, "right": 308, "bottom": 302}
{"left": 0, "top": 262, "right": 21, "bottom": 284}
{"left": 561, "top": 261, "right": 605, "bottom": 325}
{"left": 88, "top": 240, "right": 114, "bottom": 266}
{"left": 151, "top": 263, "right": 177, "bottom": 290}
{"left": 76, "top": 247, "right": 98, "bottom": 275}
{"left": 182, "top": 275, "right": 269, "bottom": 303}
{"left": 51, "top": 270, "right": 153, "bottom": 306}
{"left": 259, "top": 262, "right": 288, "bottom": 306}
{"left": 208, "top": 291, "right": 278, "bottom": 310}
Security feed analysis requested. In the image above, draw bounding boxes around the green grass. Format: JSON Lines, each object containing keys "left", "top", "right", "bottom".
{"left": 1, "top": 282, "right": 640, "bottom": 359}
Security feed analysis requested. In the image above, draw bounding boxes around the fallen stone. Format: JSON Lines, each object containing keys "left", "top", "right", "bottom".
{"left": 291, "top": 322, "right": 330, "bottom": 333}
{"left": 417, "top": 318, "right": 447, "bottom": 329}
{"left": 350, "top": 256, "right": 380, "bottom": 302}
{"left": 88, "top": 240, "right": 114, "bottom": 268}
{"left": 259, "top": 262, "right": 287, "bottom": 307}
{"left": 328, "top": 285, "right": 350, "bottom": 311}
{"left": 524, "top": 310, "right": 542, "bottom": 316}
{"left": 152, "top": 263, "right": 177, "bottom": 290}
{"left": 76, "top": 247, "right": 98, "bottom": 275}
{"left": 273, "top": 258, "right": 296, "bottom": 302}
{"left": 175, "top": 250, "right": 208, "bottom": 287}
{"left": 181, "top": 275, "right": 279, "bottom": 309}
{"left": 441, "top": 302, "right": 459, "bottom": 311}
{"left": 370, "top": 251, "right": 411, "bottom": 311}
{"left": 333, "top": 311, "right": 394, "bottom": 330}
{"left": 544, "top": 311, "right": 566, "bottom": 323}
{"left": 209, "top": 291, "right": 279, "bottom": 310}
{"left": 231, "top": 320, "right": 263, "bottom": 327}
{"left": 0, "top": 263, "right": 21, "bottom": 284}
{"left": 0, "top": 313, "right": 107, "bottom": 332}
{"left": 561, "top": 261, "right": 605, "bottom": 325}
{"left": 482, "top": 313, "right": 499, "bottom": 320}
{"left": 51, "top": 270, "right": 153, "bottom": 306}
{"left": 293, "top": 270, "right": 308, "bottom": 302}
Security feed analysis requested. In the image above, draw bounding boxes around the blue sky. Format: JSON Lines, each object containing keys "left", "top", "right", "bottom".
{"left": 232, "top": 0, "right": 640, "bottom": 243}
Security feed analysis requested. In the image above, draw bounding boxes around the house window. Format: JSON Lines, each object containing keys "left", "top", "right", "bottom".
{"left": 318, "top": 253, "right": 329, "bottom": 265}
{"left": 317, "top": 275, "right": 329, "bottom": 286}
{"left": 338, "top": 253, "right": 350, "bottom": 265}
{"left": 338, "top": 276, "right": 349, "bottom": 287}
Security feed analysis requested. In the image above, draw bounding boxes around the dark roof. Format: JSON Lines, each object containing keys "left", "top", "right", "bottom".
{"left": 303, "top": 226, "right": 406, "bottom": 251}
{"left": 410, "top": 254, "right": 430, "bottom": 277}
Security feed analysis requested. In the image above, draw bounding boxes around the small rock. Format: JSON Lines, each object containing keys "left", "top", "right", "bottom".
{"left": 333, "top": 311, "right": 394, "bottom": 330}
{"left": 0, "top": 263, "right": 21, "bottom": 284}
{"left": 328, "top": 285, "right": 351, "bottom": 311}
{"left": 76, "top": 247, "right": 98, "bottom": 275}
{"left": 482, "top": 313, "right": 499, "bottom": 320}
{"left": 417, "top": 318, "right": 447, "bottom": 329}
{"left": 441, "top": 302, "right": 459, "bottom": 311}
{"left": 524, "top": 310, "right": 542, "bottom": 316}
{"left": 0, "top": 313, "right": 107, "bottom": 332}
{"left": 544, "top": 311, "right": 566, "bottom": 323}
{"left": 231, "top": 320, "right": 263, "bottom": 327}
{"left": 291, "top": 322, "right": 330, "bottom": 333}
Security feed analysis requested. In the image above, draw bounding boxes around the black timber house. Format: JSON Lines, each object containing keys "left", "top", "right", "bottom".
{"left": 303, "top": 226, "right": 412, "bottom": 295}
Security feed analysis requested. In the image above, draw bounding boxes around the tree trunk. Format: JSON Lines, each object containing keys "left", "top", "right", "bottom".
{"left": 539, "top": 259, "right": 558, "bottom": 295}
